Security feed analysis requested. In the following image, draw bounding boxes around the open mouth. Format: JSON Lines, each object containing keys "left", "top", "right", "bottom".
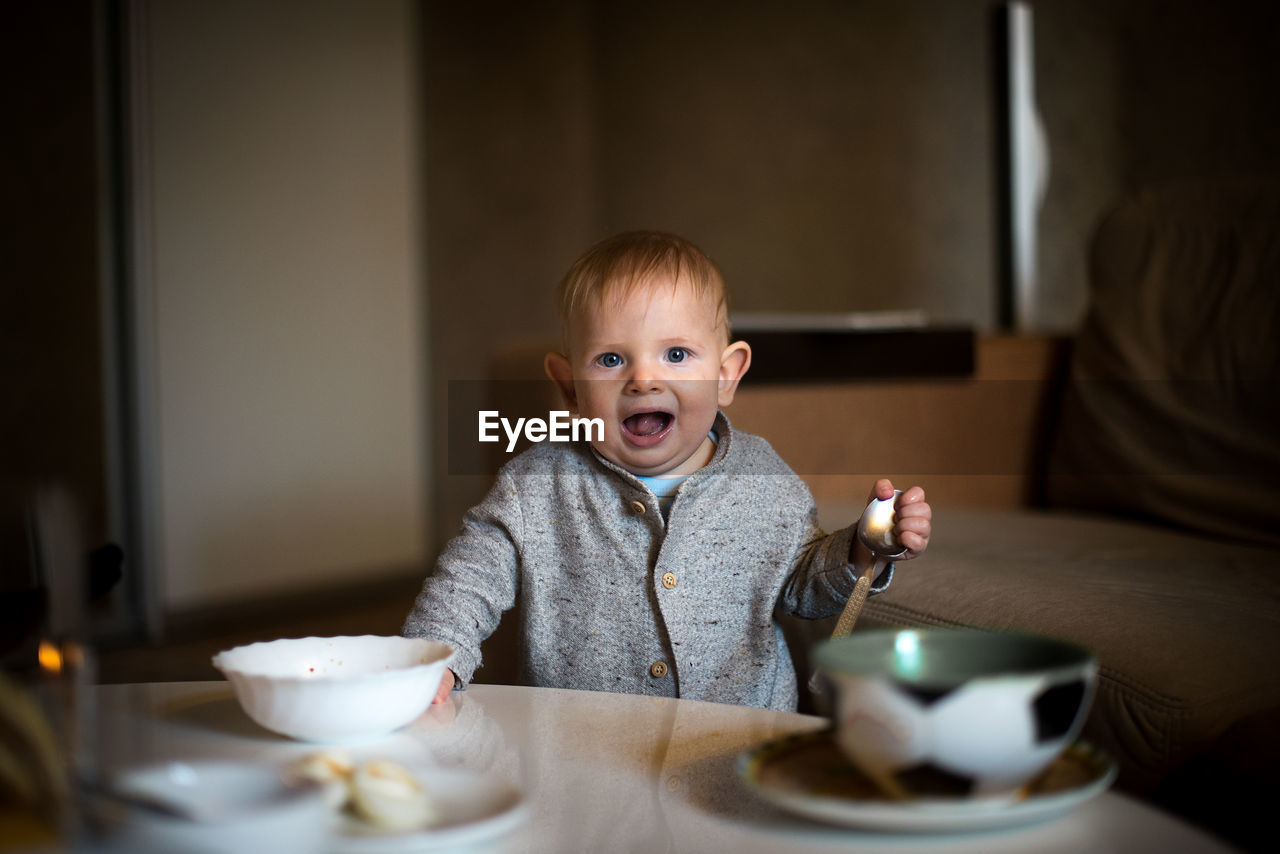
{"left": 621, "top": 410, "right": 674, "bottom": 442}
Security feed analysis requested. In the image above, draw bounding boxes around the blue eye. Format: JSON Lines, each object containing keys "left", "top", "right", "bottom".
{"left": 666, "top": 347, "right": 687, "bottom": 363}
{"left": 597, "top": 352, "right": 622, "bottom": 368}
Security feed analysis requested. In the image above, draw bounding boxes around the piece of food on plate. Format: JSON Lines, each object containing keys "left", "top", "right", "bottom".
{"left": 349, "top": 759, "right": 438, "bottom": 831}
{"left": 287, "top": 749, "right": 354, "bottom": 809}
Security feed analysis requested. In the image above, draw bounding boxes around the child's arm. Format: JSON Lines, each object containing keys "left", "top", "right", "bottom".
{"left": 402, "top": 470, "right": 523, "bottom": 699}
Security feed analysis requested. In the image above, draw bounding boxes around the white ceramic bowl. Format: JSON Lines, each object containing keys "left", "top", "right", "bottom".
{"left": 105, "top": 760, "right": 330, "bottom": 854}
{"left": 814, "top": 628, "right": 1097, "bottom": 800}
{"left": 212, "top": 636, "right": 454, "bottom": 742}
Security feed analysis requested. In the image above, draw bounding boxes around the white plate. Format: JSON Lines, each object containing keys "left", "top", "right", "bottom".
{"left": 106, "top": 760, "right": 331, "bottom": 854}
{"left": 737, "top": 730, "right": 1116, "bottom": 834}
{"left": 329, "top": 766, "right": 526, "bottom": 853}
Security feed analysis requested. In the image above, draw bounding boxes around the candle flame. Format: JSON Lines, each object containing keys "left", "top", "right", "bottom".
{"left": 38, "top": 640, "right": 63, "bottom": 674}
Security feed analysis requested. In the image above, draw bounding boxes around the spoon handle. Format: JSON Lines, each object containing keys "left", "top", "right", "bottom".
{"left": 830, "top": 558, "right": 884, "bottom": 638}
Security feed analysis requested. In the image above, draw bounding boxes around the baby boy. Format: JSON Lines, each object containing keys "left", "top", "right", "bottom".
{"left": 403, "top": 231, "right": 931, "bottom": 711}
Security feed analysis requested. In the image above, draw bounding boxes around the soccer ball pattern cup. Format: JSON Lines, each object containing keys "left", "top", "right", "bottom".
{"left": 814, "top": 628, "right": 1097, "bottom": 801}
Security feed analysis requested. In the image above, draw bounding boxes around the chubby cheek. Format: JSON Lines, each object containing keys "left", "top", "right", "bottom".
{"left": 571, "top": 383, "right": 620, "bottom": 426}
{"left": 674, "top": 381, "right": 722, "bottom": 417}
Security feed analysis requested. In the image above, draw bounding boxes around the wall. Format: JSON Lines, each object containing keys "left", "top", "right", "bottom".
{"left": 140, "top": 0, "right": 429, "bottom": 611}
{"left": 592, "top": 0, "right": 994, "bottom": 323}
{"left": 422, "top": 0, "right": 598, "bottom": 540}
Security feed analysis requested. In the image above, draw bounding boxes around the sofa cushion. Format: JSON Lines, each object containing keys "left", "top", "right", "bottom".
{"left": 800, "top": 504, "right": 1280, "bottom": 796}
{"left": 1046, "top": 179, "right": 1280, "bottom": 547}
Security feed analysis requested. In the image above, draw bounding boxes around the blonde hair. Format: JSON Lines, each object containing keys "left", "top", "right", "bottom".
{"left": 556, "top": 231, "right": 730, "bottom": 343}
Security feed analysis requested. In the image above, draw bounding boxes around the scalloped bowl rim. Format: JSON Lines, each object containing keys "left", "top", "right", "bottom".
{"left": 211, "top": 635, "right": 454, "bottom": 684}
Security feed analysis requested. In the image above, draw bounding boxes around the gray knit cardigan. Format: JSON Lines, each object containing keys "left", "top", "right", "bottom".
{"left": 402, "top": 411, "right": 891, "bottom": 711}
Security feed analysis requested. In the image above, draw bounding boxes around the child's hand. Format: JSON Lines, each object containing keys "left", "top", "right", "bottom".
{"left": 432, "top": 668, "right": 456, "bottom": 704}
{"left": 853, "top": 479, "right": 932, "bottom": 568}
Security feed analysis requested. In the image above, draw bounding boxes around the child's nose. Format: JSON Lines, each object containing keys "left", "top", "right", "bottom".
{"left": 625, "top": 379, "right": 663, "bottom": 395}
{"left": 625, "top": 359, "right": 666, "bottom": 394}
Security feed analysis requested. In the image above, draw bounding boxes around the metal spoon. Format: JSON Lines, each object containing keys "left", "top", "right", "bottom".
{"left": 831, "top": 490, "right": 906, "bottom": 638}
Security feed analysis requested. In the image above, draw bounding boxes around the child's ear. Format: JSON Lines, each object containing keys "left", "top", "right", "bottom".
{"left": 716, "top": 340, "right": 752, "bottom": 407}
{"left": 544, "top": 351, "right": 578, "bottom": 412}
